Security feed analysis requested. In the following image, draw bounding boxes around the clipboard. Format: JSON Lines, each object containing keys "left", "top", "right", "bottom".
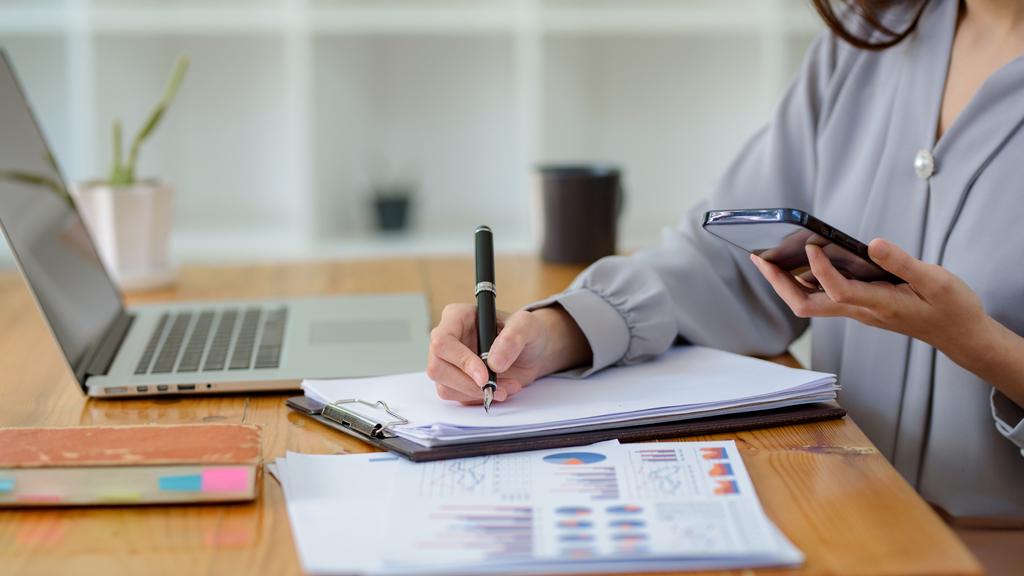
{"left": 286, "top": 395, "right": 846, "bottom": 462}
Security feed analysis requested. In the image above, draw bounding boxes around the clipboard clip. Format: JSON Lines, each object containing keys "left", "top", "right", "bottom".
{"left": 321, "top": 399, "right": 408, "bottom": 439}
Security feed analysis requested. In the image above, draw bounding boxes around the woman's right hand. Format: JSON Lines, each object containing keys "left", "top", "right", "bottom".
{"left": 426, "top": 303, "right": 590, "bottom": 405}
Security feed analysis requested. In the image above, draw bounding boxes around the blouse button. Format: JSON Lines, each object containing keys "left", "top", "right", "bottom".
{"left": 914, "top": 149, "right": 935, "bottom": 180}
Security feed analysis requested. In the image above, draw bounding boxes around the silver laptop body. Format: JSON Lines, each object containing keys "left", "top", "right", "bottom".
{"left": 0, "top": 51, "right": 429, "bottom": 398}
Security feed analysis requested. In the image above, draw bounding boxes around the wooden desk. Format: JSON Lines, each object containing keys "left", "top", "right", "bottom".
{"left": 0, "top": 257, "right": 981, "bottom": 576}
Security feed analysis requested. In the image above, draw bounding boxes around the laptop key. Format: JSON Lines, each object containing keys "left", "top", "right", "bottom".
{"left": 135, "top": 313, "right": 170, "bottom": 374}
{"left": 151, "top": 312, "right": 192, "bottom": 374}
{"left": 254, "top": 308, "right": 287, "bottom": 369}
{"left": 229, "top": 308, "right": 262, "bottom": 370}
{"left": 177, "top": 311, "right": 214, "bottom": 372}
{"left": 203, "top": 310, "right": 238, "bottom": 371}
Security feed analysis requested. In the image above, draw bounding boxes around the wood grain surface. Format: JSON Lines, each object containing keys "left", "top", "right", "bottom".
{"left": 0, "top": 257, "right": 982, "bottom": 576}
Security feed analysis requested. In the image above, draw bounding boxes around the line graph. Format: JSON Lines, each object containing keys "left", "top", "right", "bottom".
{"left": 417, "top": 455, "right": 531, "bottom": 499}
{"left": 626, "top": 446, "right": 707, "bottom": 499}
{"left": 638, "top": 463, "right": 684, "bottom": 496}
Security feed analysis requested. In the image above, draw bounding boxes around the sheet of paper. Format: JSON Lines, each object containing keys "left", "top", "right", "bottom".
{"left": 273, "top": 452, "right": 402, "bottom": 575}
{"left": 380, "top": 440, "right": 798, "bottom": 574}
{"left": 271, "top": 441, "right": 802, "bottom": 575}
{"left": 303, "top": 346, "right": 837, "bottom": 446}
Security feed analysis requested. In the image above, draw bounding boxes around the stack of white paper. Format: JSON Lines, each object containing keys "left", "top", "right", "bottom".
{"left": 270, "top": 440, "right": 804, "bottom": 575}
{"left": 302, "top": 346, "right": 838, "bottom": 447}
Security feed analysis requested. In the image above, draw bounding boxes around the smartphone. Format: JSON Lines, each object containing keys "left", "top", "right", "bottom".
{"left": 702, "top": 208, "right": 903, "bottom": 284}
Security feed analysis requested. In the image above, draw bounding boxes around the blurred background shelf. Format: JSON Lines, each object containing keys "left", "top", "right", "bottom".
{"left": 170, "top": 229, "right": 536, "bottom": 262}
{"left": 541, "top": 0, "right": 819, "bottom": 35}
{"left": 0, "top": 1, "right": 820, "bottom": 35}
{"left": 0, "top": 0, "right": 821, "bottom": 264}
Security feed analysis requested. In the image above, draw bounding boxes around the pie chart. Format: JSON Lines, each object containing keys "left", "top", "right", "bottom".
{"left": 543, "top": 452, "right": 607, "bottom": 465}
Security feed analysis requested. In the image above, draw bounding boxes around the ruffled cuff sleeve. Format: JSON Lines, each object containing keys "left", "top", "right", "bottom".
{"left": 991, "top": 388, "right": 1024, "bottom": 457}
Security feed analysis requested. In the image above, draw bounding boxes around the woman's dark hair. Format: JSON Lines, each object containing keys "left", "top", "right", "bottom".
{"left": 810, "top": 0, "right": 930, "bottom": 50}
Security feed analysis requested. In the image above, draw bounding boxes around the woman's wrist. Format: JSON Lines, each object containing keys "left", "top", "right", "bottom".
{"left": 936, "top": 311, "right": 994, "bottom": 366}
{"left": 533, "top": 306, "right": 592, "bottom": 376}
{"left": 944, "top": 313, "right": 1024, "bottom": 408}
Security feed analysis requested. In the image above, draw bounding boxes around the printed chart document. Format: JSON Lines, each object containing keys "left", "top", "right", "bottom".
{"left": 302, "top": 346, "right": 838, "bottom": 447}
{"left": 271, "top": 440, "right": 803, "bottom": 575}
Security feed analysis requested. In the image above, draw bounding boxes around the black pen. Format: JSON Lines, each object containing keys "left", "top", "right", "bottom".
{"left": 474, "top": 225, "right": 498, "bottom": 413}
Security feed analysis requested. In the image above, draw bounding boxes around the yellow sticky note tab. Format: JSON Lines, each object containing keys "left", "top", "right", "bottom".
{"left": 98, "top": 490, "right": 142, "bottom": 502}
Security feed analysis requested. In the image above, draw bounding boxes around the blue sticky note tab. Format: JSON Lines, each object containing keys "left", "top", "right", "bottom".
{"left": 159, "top": 474, "right": 202, "bottom": 492}
{"left": 0, "top": 478, "right": 14, "bottom": 493}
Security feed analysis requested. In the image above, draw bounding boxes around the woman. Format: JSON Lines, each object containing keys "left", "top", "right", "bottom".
{"left": 427, "top": 0, "right": 1024, "bottom": 523}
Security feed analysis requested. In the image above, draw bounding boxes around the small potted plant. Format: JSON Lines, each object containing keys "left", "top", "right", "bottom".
{"left": 372, "top": 178, "right": 416, "bottom": 233}
{"left": 74, "top": 57, "right": 188, "bottom": 291}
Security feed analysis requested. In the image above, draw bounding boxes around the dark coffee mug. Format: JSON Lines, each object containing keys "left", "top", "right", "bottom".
{"left": 536, "top": 165, "right": 624, "bottom": 264}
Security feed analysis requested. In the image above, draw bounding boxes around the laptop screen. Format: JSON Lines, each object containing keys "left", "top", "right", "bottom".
{"left": 0, "top": 53, "right": 124, "bottom": 384}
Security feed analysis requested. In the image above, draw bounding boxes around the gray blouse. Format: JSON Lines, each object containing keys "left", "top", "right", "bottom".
{"left": 533, "top": 0, "right": 1024, "bottom": 521}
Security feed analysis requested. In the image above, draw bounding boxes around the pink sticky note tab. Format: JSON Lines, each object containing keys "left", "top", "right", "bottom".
{"left": 17, "top": 494, "right": 63, "bottom": 503}
{"left": 201, "top": 467, "right": 250, "bottom": 493}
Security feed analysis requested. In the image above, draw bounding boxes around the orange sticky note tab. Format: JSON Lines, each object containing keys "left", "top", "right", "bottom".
{"left": 201, "top": 467, "right": 250, "bottom": 493}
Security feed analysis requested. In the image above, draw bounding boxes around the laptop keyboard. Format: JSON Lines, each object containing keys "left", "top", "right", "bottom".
{"left": 134, "top": 307, "right": 288, "bottom": 375}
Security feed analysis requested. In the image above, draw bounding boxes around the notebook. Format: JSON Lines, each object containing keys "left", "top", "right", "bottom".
{"left": 0, "top": 423, "right": 261, "bottom": 506}
{"left": 269, "top": 439, "right": 804, "bottom": 575}
{"left": 291, "top": 346, "right": 842, "bottom": 461}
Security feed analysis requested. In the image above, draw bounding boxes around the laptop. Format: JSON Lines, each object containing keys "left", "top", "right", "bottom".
{"left": 0, "top": 51, "right": 429, "bottom": 397}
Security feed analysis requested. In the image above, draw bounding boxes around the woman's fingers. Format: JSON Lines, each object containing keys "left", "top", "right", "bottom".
{"left": 751, "top": 254, "right": 813, "bottom": 312}
{"left": 867, "top": 238, "right": 926, "bottom": 285}
{"left": 501, "top": 378, "right": 523, "bottom": 398}
{"left": 488, "top": 310, "right": 537, "bottom": 372}
{"left": 435, "top": 381, "right": 483, "bottom": 404}
{"left": 868, "top": 238, "right": 950, "bottom": 301}
{"left": 427, "top": 354, "right": 486, "bottom": 396}
{"left": 431, "top": 364, "right": 522, "bottom": 406}
{"left": 432, "top": 332, "right": 487, "bottom": 385}
{"left": 428, "top": 303, "right": 533, "bottom": 404}
{"left": 430, "top": 305, "right": 488, "bottom": 386}
{"left": 429, "top": 360, "right": 513, "bottom": 402}
{"left": 751, "top": 254, "right": 853, "bottom": 319}
{"left": 805, "top": 245, "right": 887, "bottom": 309}
{"left": 439, "top": 302, "right": 477, "bottom": 334}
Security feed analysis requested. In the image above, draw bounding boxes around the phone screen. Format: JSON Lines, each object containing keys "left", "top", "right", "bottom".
{"left": 709, "top": 222, "right": 895, "bottom": 284}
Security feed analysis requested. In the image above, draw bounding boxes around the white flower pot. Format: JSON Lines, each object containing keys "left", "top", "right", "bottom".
{"left": 73, "top": 180, "right": 175, "bottom": 291}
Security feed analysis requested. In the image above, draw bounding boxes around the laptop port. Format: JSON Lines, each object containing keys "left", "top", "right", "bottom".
{"left": 156, "top": 384, "right": 169, "bottom": 392}
{"left": 177, "top": 384, "right": 196, "bottom": 391}
{"left": 106, "top": 386, "right": 128, "bottom": 395}
{"left": 136, "top": 386, "right": 148, "bottom": 393}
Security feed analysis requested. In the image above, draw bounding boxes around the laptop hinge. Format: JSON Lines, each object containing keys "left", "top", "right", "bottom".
{"left": 77, "top": 311, "right": 135, "bottom": 382}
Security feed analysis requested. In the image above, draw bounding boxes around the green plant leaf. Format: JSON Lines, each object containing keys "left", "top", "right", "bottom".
{"left": 124, "top": 56, "right": 190, "bottom": 184}
{"left": 0, "top": 168, "right": 70, "bottom": 206}
{"left": 109, "top": 118, "right": 123, "bottom": 182}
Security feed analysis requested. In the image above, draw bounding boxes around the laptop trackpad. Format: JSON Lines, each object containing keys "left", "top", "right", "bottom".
{"left": 308, "top": 319, "right": 411, "bottom": 345}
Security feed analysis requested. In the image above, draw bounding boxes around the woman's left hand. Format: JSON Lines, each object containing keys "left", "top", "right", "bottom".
{"left": 750, "top": 238, "right": 989, "bottom": 354}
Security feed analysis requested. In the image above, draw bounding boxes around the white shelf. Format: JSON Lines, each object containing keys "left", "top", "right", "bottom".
{"left": 0, "top": 6, "right": 69, "bottom": 34}
{"left": 543, "top": 5, "right": 761, "bottom": 35}
{"left": 541, "top": 0, "right": 820, "bottom": 35}
{"left": 170, "top": 229, "right": 535, "bottom": 263}
{"left": 0, "top": 0, "right": 821, "bottom": 264}
{"left": 309, "top": 6, "right": 521, "bottom": 35}
{"left": 0, "top": 2, "right": 820, "bottom": 36}
{"left": 90, "top": 7, "right": 286, "bottom": 35}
